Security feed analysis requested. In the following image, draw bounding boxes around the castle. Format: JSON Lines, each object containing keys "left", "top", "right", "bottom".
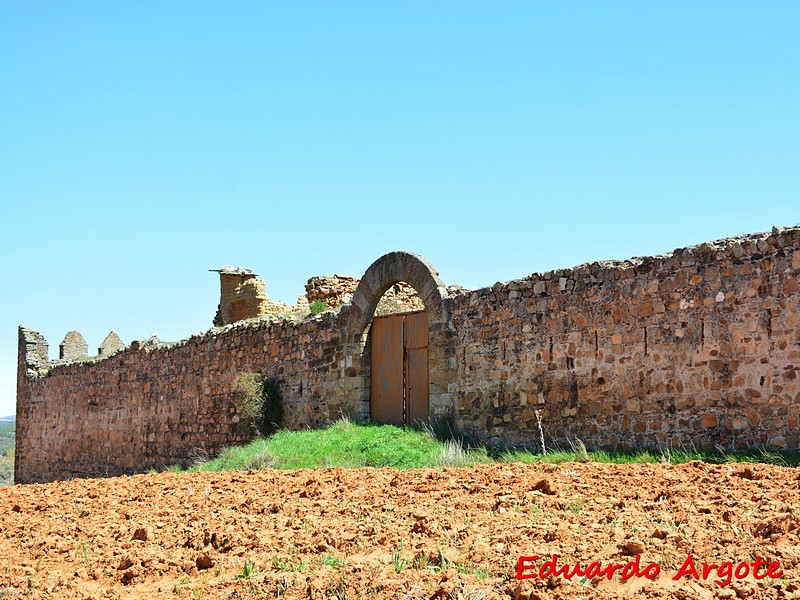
{"left": 16, "top": 227, "right": 800, "bottom": 483}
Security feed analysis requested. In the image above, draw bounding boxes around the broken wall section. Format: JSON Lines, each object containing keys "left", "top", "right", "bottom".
{"left": 212, "top": 267, "right": 302, "bottom": 325}
{"left": 305, "top": 275, "right": 424, "bottom": 315}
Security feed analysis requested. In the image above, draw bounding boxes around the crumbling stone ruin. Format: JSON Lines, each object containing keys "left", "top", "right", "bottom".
{"left": 98, "top": 331, "right": 125, "bottom": 357}
{"left": 59, "top": 331, "right": 88, "bottom": 361}
{"left": 50, "top": 330, "right": 128, "bottom": 366}
{"left": 212, "top": 269, "right": 424, "bottom": 326}
{"left": 212, "top": 266, "right": 303, "bottom": 326}
{"left": 19, "top": 328, "right": 49, "bottom": 376}
{"left": 15, "top": 228, "right": 800, "bottom": 484}
{"left": 304, "top": 275, "right": 424, "bottom": 315}
{"left": 304, "top": 275, "right": 359, "bottom": 308}
{"left": 59, "top": 330, "right": 129, "bottom": 363}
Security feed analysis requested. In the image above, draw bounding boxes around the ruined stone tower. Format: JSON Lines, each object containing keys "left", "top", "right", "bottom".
{"left": 211, "top": 266, "right": 301, "bottom": 325}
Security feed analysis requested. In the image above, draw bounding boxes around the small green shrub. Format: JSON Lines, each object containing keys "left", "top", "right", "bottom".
{"left": 392, "top": 544, "right": 408, "bottom": 572}
{"left": 233, "top": 373, "right": 283, "bottom": 438}
{"left": 320, "top": 553, "right": 343, "bottom": 568}
{"left": 234, "top": 559, "right": 259, "bottom": 580}
{"left": 309, "top": 301, "right": 328, "bottom": 315}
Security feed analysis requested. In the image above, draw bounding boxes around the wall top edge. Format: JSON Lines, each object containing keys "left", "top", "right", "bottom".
{"left": 464, "top": 225, "right": 800, "bottom": 297}
{"left": 20, "top": 225, "right": 800, "bottom": 375}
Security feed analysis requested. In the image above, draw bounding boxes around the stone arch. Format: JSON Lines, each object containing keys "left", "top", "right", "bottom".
{"left": 338, "top": 251, "right": 456, "bottom": 424}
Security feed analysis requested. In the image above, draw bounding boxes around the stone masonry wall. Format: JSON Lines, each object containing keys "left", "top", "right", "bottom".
{"left": 15, "top": 313, "right": 352, "bottom": 484}
{"left": 449, "top": 227, "right": 800, "bottom": 451}
{"left": 15, "top": 227, "right": 800, "bottom": 484}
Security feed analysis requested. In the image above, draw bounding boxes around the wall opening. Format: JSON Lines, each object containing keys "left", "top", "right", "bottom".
{"left": 339, "top": 252, "right": 456, "bottom": 427}
{"left": 374, "top": 281, "right": 425, "bottom": 317}
{"left": 369, "top": 281, "right": 427, "bottom": 425}
{"left": 366, "top": 283, "right": 430, "bottom": 426}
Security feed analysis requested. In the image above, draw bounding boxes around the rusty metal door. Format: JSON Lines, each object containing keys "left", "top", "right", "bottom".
{"left": 370, "top": 315, "right": 404, "bottom": 425}
{"left": 404, "top": 311, "right": 429, "bottom": 424}
{"left": 370, "top": 310, "right": 429, "bottom": 425}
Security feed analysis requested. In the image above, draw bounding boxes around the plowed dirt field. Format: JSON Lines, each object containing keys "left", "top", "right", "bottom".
{"left": 1, "top": 462, "right": 798, "bottom": 599}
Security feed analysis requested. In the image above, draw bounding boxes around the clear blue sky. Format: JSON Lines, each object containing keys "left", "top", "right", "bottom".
{"left": 1, "top": 2, "right": 798, "bottom": 417}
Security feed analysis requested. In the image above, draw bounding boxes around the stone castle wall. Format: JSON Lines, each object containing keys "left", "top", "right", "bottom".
{"left": 15, "top": 229, "right": 800, "bottom": 484}
{"left": 448, "top": 227, "right": 800, "bottom": 451}
{"left": 16, "top": 314, "right": 349, "bottom": 483}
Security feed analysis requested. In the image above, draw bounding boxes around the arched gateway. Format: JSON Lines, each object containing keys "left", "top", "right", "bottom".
{"left": 338, "top": 252, "right": 456, "bottom": 426}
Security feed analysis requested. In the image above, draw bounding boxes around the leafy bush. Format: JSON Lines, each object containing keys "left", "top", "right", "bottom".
{"left": 309, "top": 301, "right": 328, "bottom": 315}
{"left": 233, "top": 372, "right": 283, "bottom": 438}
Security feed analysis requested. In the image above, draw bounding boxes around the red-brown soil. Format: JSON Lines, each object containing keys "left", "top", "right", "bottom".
{"left": 1, "top": 462, "right": 798, "bottom": 599}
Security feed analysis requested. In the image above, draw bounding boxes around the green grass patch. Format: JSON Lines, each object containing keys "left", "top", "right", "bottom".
{"left": 498, "top": 446, "right": 800, "bottom": 467}
{"left": 184, "top": 419, "right": 799, "bottom": 473}
{"left": 499, "top": 448, "right": 664, "bottom": 465}
{"left": 192, "top": 419, "right": 492, "bottom": 472}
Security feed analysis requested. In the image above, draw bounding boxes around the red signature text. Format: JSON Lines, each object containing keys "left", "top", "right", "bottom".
{"left": 516, "top": 554, "right": 783, "bottom": 587}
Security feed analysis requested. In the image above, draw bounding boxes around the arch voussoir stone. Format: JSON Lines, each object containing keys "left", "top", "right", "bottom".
{"left": 351, "top": 251, "right": 447, "bottom": 329}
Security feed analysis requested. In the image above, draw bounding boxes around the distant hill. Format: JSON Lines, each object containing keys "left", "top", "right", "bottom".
{"left": 0, "top": 416, "right": 15, "bottom": 422}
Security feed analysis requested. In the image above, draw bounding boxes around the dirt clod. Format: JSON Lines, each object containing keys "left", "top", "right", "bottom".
{"left": 196, "top": 553, "right": 214, "bottom": 570}
{"left": 531, "top": 478, "right": 555, "bottom": 495}
{"left": 622, "top": 540, "right": 645, "bottom": 555}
